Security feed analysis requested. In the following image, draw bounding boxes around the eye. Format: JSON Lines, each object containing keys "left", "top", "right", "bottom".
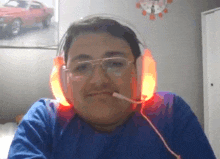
{"left": 105, "top": 59, "right": 126, "bottom": 68}
{"left": 111, "top": 62, "right": 124, "bottom": 67}
{"left": 73, "top": 63, "right": 90, "bottom": 73}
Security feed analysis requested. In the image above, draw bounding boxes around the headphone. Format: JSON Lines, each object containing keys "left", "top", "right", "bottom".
{"left": 50, "top": 14, "right": 157, "bottom": 108}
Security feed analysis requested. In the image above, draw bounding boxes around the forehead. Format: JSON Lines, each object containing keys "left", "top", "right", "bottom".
{"left": 67, "top": 33, "right": 134, "bottom": 63}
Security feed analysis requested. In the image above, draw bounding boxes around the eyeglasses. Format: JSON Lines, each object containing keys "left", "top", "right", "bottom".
{"left": 65, "top": 57, "right": 133, "bottom": 79}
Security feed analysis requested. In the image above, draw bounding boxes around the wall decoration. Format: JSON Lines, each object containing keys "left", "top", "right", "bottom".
{"left": 136, "top": 0, "right": 173, "bottom": 20}
{"left": 0, "top": 0, "right": 58, "bottom": 49}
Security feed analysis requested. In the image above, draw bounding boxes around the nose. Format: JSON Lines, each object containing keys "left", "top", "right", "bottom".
{"left": 89, "top": 64, "right": 110, "bottom": 86}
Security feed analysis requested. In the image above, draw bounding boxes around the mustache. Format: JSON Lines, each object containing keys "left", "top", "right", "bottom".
{"left": 87, "top": 92, "right": 113, "bottom": 97}
{"left": 84, "top": 83, "right": 119, "bottom": 97}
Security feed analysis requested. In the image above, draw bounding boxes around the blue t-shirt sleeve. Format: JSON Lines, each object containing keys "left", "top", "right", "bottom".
{"left": 172, "top": 95, "right": 216, "bottom": 159}
{"left": 8, "top": 99, "right": 56, "bottom": 159}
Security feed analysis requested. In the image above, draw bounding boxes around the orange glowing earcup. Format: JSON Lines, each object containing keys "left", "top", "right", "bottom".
{"left": 50, "top": 56, "right": 71, "bottom": 106}
{"left": 136, "top": 49, "right": 157, "bottom": 101}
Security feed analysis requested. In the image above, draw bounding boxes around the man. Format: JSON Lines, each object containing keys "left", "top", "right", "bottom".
{"left": 8, "top": 16, "right": 216, "bottom": 159}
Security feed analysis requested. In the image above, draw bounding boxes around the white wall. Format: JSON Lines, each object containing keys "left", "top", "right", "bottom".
{"left": 0, "top": 49, "right": 56, "bottom": 120}
{"left": 59, "top": 0, "right": 91, "bottom": 40}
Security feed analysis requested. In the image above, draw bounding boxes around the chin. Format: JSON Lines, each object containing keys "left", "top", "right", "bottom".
{"left": 86, "top": 107, "right": 133, "bottom": 126}
{"left": 93, "top": 115, "right": 121, "bottom": 124}
{"left": 75, "top": 99, "right": 133, "bottom": 125}
{"left": 76, "top": 106, "right": 121, "bottom": 124}
{"left": 86, "top": 115, "right": 123, "bottom": 131}
{"left": 87, "top": 110, "right": 121, "bottom": 124}
{"left": 85, "top": 110, "right": 135, "bottom": 132}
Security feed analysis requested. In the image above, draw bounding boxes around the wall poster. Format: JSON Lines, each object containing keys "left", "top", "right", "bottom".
{"left": 0, "top": 0, "right": 59, "bottom": 49}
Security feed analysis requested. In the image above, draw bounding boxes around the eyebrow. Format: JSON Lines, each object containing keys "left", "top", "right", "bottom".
{"left": 103, "top": 51, "right": 127, "bottom": 58}
{"left": 70, "top": 51, "right": 127, "bottom": 62}
{"left": 70, "top": 54, "right": 92, "bottom": 62}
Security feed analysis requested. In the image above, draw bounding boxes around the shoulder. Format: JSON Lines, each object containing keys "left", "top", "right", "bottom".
{"left": 8, "top": 98, "right": 59, "bottom": 158}
{"left": 141, "top": 91, "right": 196, "bottom": 128}
{"left": 143, "top": 91, "right": 192, "bottom": 114}
{"left": 22, "top": 98, "right": 75, "bottom": 128}
{"left": 30, "top": 98, "right": 59, "bottom": 111}
{"left": 142, "top": 91, "right": 178, "bottom": 116}
{"left": 155, "top": 92, "right": 196, "bottom": 120}
{"left": 26, "top": 98, "right": 59, "bottom": 116}
{"left": 21, "top": 98, "right": 59, "bottom": 127}
{"left": 144, "top": 92, "right": 202, "bottom": 133}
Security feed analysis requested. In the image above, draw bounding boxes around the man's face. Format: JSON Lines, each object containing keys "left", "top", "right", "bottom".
{"left": 66, "top": 33, "right": 137, "bottom": 125}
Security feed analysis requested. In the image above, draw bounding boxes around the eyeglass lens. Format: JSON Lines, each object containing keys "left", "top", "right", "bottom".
{"left": 71, "top": 58, "right": 128, "bottom": 77}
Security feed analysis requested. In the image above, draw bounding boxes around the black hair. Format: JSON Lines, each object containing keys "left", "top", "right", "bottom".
{"left": 62, "top": 17, "right": 141, "bottom": 64}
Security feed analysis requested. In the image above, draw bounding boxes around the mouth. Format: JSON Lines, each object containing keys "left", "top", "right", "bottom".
{"left": 87, "top": 92, "right": 113, "bottom": 97}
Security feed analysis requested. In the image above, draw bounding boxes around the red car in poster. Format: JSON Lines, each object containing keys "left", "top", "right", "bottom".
{"left": 0, "top": 0, "right": 54, "bottom": 36}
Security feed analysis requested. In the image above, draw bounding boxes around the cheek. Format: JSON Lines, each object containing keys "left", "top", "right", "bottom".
{"left": 67, "top": 77, "right": 85, "bottom": 105}
{"left": 131, "top": 74, "right": 137, "bottom": 99}
{"left": 71, "top": 82, "right": 84, "bottom": 98}
{"left": 115, "top": 71, "right": 137, "bottom": 98}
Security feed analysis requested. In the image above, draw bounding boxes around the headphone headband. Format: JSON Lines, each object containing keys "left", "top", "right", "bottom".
{"left": 57, "top": 14, "right": 147, "bottom": 57}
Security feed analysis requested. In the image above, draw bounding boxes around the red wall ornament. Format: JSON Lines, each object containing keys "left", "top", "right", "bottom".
{"left": 136, "top": 0, "right": 173, "bottom": 20}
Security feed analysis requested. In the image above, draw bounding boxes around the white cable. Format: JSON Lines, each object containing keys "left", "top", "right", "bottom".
{"left": 112, "top": 92, "right": 143, "bottom": 104}
{"left": 112, "top": 92, "right": 181, "bottom": 159}
{"left": 140, "top": 110, "right": 181, "bottom": 159}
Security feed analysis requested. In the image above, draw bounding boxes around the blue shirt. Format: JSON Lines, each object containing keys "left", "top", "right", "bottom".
{"left": 8, "top": 92, "right": 216, "bottom": 159}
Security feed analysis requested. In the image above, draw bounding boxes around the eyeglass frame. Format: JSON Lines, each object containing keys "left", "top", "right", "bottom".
{"left": 64, "top": 57, "right": 135, "bottom": 79}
